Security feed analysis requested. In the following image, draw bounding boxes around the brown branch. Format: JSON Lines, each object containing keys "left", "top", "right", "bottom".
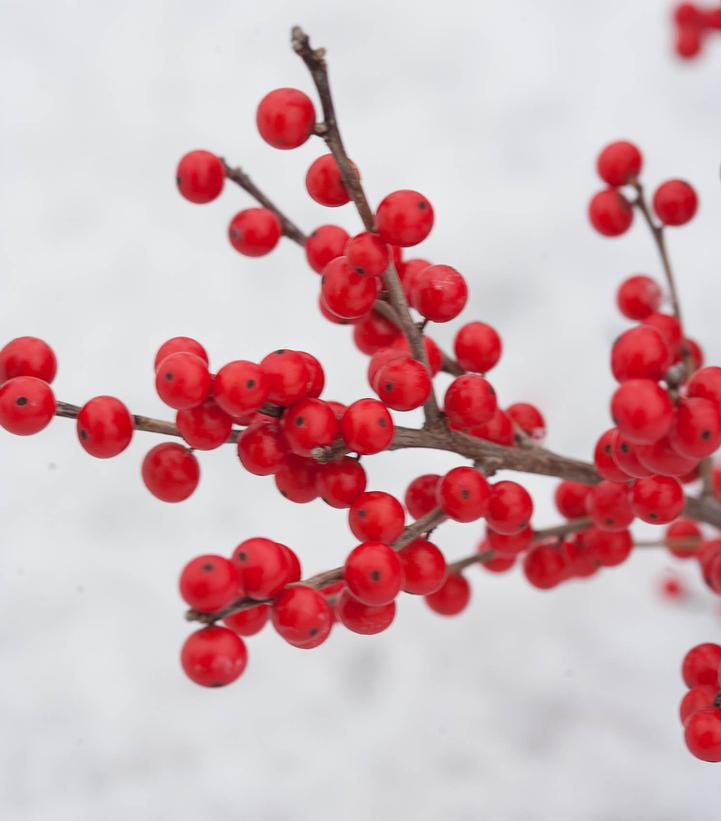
{"left": 533, "top": 517, "right": 592, "bottom": 541}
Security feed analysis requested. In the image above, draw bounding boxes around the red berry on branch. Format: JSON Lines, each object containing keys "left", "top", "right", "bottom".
{"left": 680, "top": 686, "right": 718, "bottom": 724}
{"left": 155, "top": 352, "right": 212, "bottom": 410}
{"left": 561, "top": 534, "right": 600, "bottom": 578}
{"left": 486, "top": 525, "right": 534, "bottom": 555}
{"left": 388, "top": 334, "right": 443, "bottom": 375}
{"left": 336, "top": 588, "right": 396, "bottom": 634}
{"left": 298, "top": 351, "right": 325, "bottom": 399}
{"left": 223, "top": 604, "right": 270, "bottom": 637}
{"left": 682, "top": 643, "right": 721, "bottom": 687}
{"left": 611, "top": 430, "right": 653, "bottom": 479}
{"left": 653, "top": 180, "right": 698, "bottom": 226}
{"left": 321, "top": 256, "right": 380, "bottom": 320}
{"left": 271, "top": 586, "right": 333, "bottom": 649}
{"left": 506, "top": 402, "right": 546, "bottom": 440}
{"left": 256, "top": 88, "right": 316, "bottom": 149}
{"left": 0, "top": 376, "right": 55, "bottom": 436}
{"left": 482, "top": 553, "right": 516, "bottom": 573}
{"left": 688, "top": 366, "right": 721, "bottom": 410}
{"left": 583, "top": 528, "right": 633, "bottom": 567}
{"left": 317, "top": 456, "right": 367, "bottom": 508}
{"left": 305, "top": 225, "right": 350, "bottom": 273}
{"left": 274, "top": 454, "right": 320, "bottom": 503}
{"left": 405, "top": 474, "right": 442, "bottom": 519}
{"left": 340, "top": 398, "right": 394, "bottom": 455}
{"left": 410, "top": 264, "right": 468, "bottom": 323}
{"left": 674, "top": 3, "right": 703, "bottom": 27}
{"left": 586, "top": 480, "right": 634, "bottom": 532}
{"left": 611, "top": 326, "right": 672, "bottom": 382}
{"left": 684, "top": 338, "right": 704, "bottom": 371}
{"left": 231, "top": 537, "right": 292, "bottom": 599}
{"left": 588, "top": 189, "right": 634, "bottom": 236}
{"left": 400, "top": 258, "right": 431, "bottom": 301}
{"left": 349, "top": 491, "right": 405, "bottom": 543}
{"left": 0, "top": 336, "right": 57, "bottom": 384}
{"left": 260, "top": 350, "right": 310, "bottom": 406}
{"left": 643, "top": 313, "right": 682, "bottom": 359}
{"left": 237, "top": 419, "right": 287, "bottom": 475}
{"left": 228, "top": 208, "right": 282, "bottom": 256}
{"left": 665, "top": 518, "right": 702, "bottom": 559}
{"left": 593, "top": 428, "right": 633, "bottom": 483}
{"left": 305, "top": 154, "right": 353, "bottom": 207}
{"left": 181, "top": 626, "right": 247, "bottom": 688}
{"left": 179, "top": 554, "right": 241, "bottom": 612}
{"left": 523, "top": 543, "right": 568, "bottom": 589}
{"left": 398, "top": 538, "right": 447, "bottom": 595}
{"left": 424, "top": 573, "right": 471, "bottom": 615}
{"left": 670, "top": 397, "right": 721, "bottom": 459}
{"left": 353, "top": 310, "right": 401, "bottom": 355}
{"left": 375, "top": 190, "right": 434, "bottom": 247}
{"left": 281, "top": 398, "right": 338, "bottom": 457}
{"left": 453, "top": 322, "right": 502, "bottom": 373}
{"left": 631, "top": 474, "right": 684, "bottom": 524}
{"left": 684, "top": 709, "right": 721, "bottom": 762}
{"left": 344, "top": 541, "right": 402, "bottom": 606}
{"left": 213, "top": 360, "right": 268, "bottom": 417}
{"left": 176, "top": 150, "right": 224, "bottom": 204}
{"left": 77, "top": 395, "right": 134, "bottom": 457}
{"left": 610, "top": 379, "right": 674, "bottom": 444}
{"left": 176, "top": 400, "right": 232, "bottom": 450}
{"left": 468, "top": 408, "right": 515, "bottom": 446}
{"left": 596, "top": 140, "right": 643, "bottom": 186}
{"left": 437, "top": 466, "right": 491, "bottom": 523}
{"left": 374, "top": 356, "right": 431, "bottom": 411}
{"left": 616, "top": 275, "right": 662, "bottom": 320}
{"left": 443, "top": 374, "right": 497, "bottom": 429}
{"left": 554, "top": 480, "right": 592, "bottom": 519}
{"left": 141, "top": 443, "right": 200, "bottom": 502}
{"left": 486, "top": 481, "right": 534, "bottom": 535}
{"left": 345, "top": 232, "right": 389, "bottom": 277}
{"left": 153, "top": 337, "right": 208, "bottom": 370}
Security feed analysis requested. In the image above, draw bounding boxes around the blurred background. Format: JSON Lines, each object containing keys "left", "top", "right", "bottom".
{"left": 1, "top": 0, "right": 720, "bottom": 818}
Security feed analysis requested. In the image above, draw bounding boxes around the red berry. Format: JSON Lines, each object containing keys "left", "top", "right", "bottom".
{"left": 344, "top": 541, "right": 402, "bottom": 606}
{"left": 321, "top": 256, "right": 380, "bottom": 320}
{"left": 483, "top": 553, "right": 516, "bottom": 573}
{"left": 345, "top": 232, "right": 389, "bottom": 277}
{"left": 223, "top": 605, "right": 269, "bottom": 637}
{"left": 353, "top": 310, "right": 401, "bottom": 355}
{"left": 611, "top": 326, "right": 672, "bottom": 382}
{"left": 665, "top": 518, "right": 702, "bottom": 559}
{"left": 176, "top": 150, "right": 224, "bottom": 204}
{"left": 305, "top": 154, "right": 352, "bottom": 207}
{"left": 77, "top": 395, "right": 134, "bottom": 457}
{"left": 405, "top": 474, "right": 442, "bottom": 519}
{"left": 594, "top": 428, "right": 632, "bottom": 483}
{"left": 228, "top": 208, "right": 282, "bottom": 256}
{"left": 375, "top": 190, "right": 434, "bottom": 247}
{"left": 523, "top": 544, "right": 568, "bottom": 589}
{"left": 588, "top": 189, "right": 634, "bottom": 236}
{"left": 401, "top": 258, "right": 431, "bottom": 301}
{"left": 631, "top": 475, "right": 684, "bottom": 524}
{"left": 282, "top": 398, "right": 338, "bottom": 457}
{"left": 305, "top": 225, "right": 350, "bottom": 273}
{"left": 643, "top": 313, "right": 682, "bottom": 359}
{"left": 256, "top": 88, "right": 315, "bottom": 149}
{"left": 155, "top": 352, "right": 211, "bottom": 410}
{"left": 586, "top": 480, "right": 634, "bottom": 532}
{"left": 486, "top": 525, "right": 534, "bottom": 555}
{"left": 680, "top": 686, "right": 718, "bottom": 724}
{"left": 453, "top": 322, "right": 501, "bottom": 373}
{"left": 635, "top": 435, "right": 698, "bottom": 477}
{"left": 153, "top": 336, "right": 208, "bottom": 370}
{"left": 675, "top": 23, "right": 704, "bottom": 58}
{"left": 682, "top": 643, "right": 721, "bottom": 687}
{"left": 616, "top": 275, "right": 662, "bottom": 321}
{"left": 443, "top": 374, "right": 497, "bottom": 429}
{"left": 237, "top": 419, "right": 286, "bottom": 475}
{"left": 317, "top": 456, "right": 367, "bottom": 508}
{"left": 271, "top": 586, "right": 333, "bottom": 649}
{"left": 506, "top": 402, "right": 546, "bottom": 440}
{"left": 410, "top": 264, "right": 468, "bottom": 323}
{"left": 468, "top": 408, "right": 515, "bottom": 446}
{"left": 674, "top": 3, "right": 703, "bottom": 26}
{"left": 181, "top": 626, "right": 247, "bottom": 687}
{"left": 670, "top": 397, "right": 721, "bottom": 459}
{"left": 349, "top": 491, "right": 405, "bottom": 543}
{"left": 297, "top": 352, "right": 324, "bottom": 398}
{"left": 653, "top": 179, "right": 698, "bottom": 226}
{"left": 685, "top": 709, "right": 721, "bottom": 762}
{"left": 336, "top": 588, "right": 396, "bottom": 634}
{"left": 398, "top": 538, "right": 447, "bottom": 595}
{"left": 212, "top": 360, "right": 267, "bottom": 416}
{"left": 596, "top": 140, "right": 643, "bottom": 186}
{"left": 179, "top": 554, "right": 241, "bottom": 612}
{"left": 142, "top": 443, "right": 200, "bottom": 502}
{"left": 611, "top": 430, "right": 653, "bottom": 479}
{"left": 0, "top": 336, "right": 57, "bottom": 384}
{"left": 375, "top": 356, "right": 431, "bottom": 411}
{"left": 176, "top": 400, "right": 231, "bottom": 450}
{"left": 231, "top": 537, "right": 292, "bottom": 599}
{"left": 274, "top": 454, "right": 319, "bottom": 503}
{"left": 685, "top": 338, "right": 704, "bottom": 371}
{"left": 583, "top": 528, "right": 633, "bottom": 567}
{"left": 260, "top": 350, "right": 310, "bottom": 406}
{"left": 437, "top": 466, "right": 491, "bottom": 522}
{"left": 388, "top": 334, "right": 443, "bottom": 375}
{"left": 688, "top": 366, "right": 721, "bottom": 409}
{"left": 486, "top": 481, "right": 534, "bottom": 535}
{"left": 611, "top": 379, "right": 673, "bottom": 444}
{"left": 340, "top": 398, "right": 394, "bottom": 455}
{"left": 0, "top": 376, "right": 55, "bottom": 436}
{"left": 554, "top": 480, "right": 592, "bottom": 519}
{"left": 424, "top": 573, "right": 470, "bottom": 615}
{"left": 561, "top": 534, "right": 600, "bottom": 578}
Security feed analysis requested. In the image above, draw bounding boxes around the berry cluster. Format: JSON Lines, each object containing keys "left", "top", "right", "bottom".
{"left": 680, "top": 643, "right": 721, "bottom": 761}
{"left": 673, "top": 3, "right": 721, "bottom": 59}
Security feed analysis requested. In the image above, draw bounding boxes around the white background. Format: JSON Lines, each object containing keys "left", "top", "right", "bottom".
{"left": 1, "top": 1, "right": 721, "bottom": 818}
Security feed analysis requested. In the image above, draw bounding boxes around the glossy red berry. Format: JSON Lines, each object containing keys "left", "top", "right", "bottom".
{"left": 631, "top": 475, "right": 684, "bottom": 524}
{"left": 588, "top": 188, "right": 634, "bottom": 236}
{"left": 305, "top": 154, "right": 351, "bottom": 207}
{"left": 611, "top": 326, "right": 672, "bottom": 382}
{"left": 353, "top": 310, "right": 401, "bottom": 355}
{"left": 176, "top": 400, "right": 232, "bottom": 450}
{"left": 211, "top": 360, "right": 266, "bottom": 417}
{"left": 179, "top": 554, "right": 240, "bottom": 612}
{"left": 223, "top": 605, "right": 269, "bottom": 637}
{"left": 410, "top": 264, "right": 468, "bottom": 323}
{"left": 687, "top": 366, "right": 721, "bottom": 410}
{"left": 670, "top": 398, "right": 721, "bottom": 459}
{"left": 636, "top": 435, "right": 698, "bottom": 478}
{"left": 155, "top": 352, "right": 211, "bottom": 410}
{"left": 176, "top": 150, "right": 224, "bottom": 204}
{"left": 336, "top": 588, "right": 396, "bottom": 634}
{"left": 437, "top": 466, "right": 491, "bottom": 523}
{"left": 486, "top": 525, "right": 534, "bottom": 555}
{"left": 685, "top": 338, "right": 704, "bottom": 371}
{"left": 231, "top": 537, "right": 292, "bottom": 599}
{"left": 653, "top": 179, "right": 698, "bottom": 226}
{"left": 554, "top": 480, "right": 592, "bottom": 519}
{"left": 680, "top": 686, "right": 718, "bottom": 724}
{"left": 453, "top": 322, "right": 502, "bottom": 373}
{"left": 685, "top": 709, "right": 721, "bottom": 762}
{"left": 596, "top": 140, "right": 642, "bottom": 186}
{"left": 297, "top": 352, "right": 324, "bottom": 398}
{"left": 375, "top": 190, "right": 434, "bottom": 247}
{"left": 682, "top": 643, "right": 721, "bottom": 687}
{"left": 424, "top": 573, "right": 470, "bottom": 616}
{"left": 0, "top": 336, "right": 57, "bottom": 384}
{"left": 560, "top": 535, "right": 600, "bottom": 578}
{"left": 317, "top": 456, "right": 367, "bottom": 508}
{"left": 349, "top": 491, "right": 405, "bottom": 543}
{"left": 305, "top": 225, "right": 350, "bottom": 273}
{"left": 340, "top": 398, "right": 394, "bottom": 455}
{"left": 405, "top": 474, "right": 441, "bottom": 519}
{"left": 611, "top": 379, "right": 673, "bottom": 444}
{"left": 665, "top": 518, "right": 702, "bottom": 559}
{"left": 236, "top": 419, "right": 286, "bottom": 475}
{"left": 523, "top": 544, "right": 568, "bottom": 589}
{"left": 321, "top": 256, "right": 380, "bottom": 320}
{"left": 400, "top": 257, "right": 431, "bottom": 301}
{"left": 583, "top": 528, "right": 633, "bottom": 567}
{"left": 375, "top": 356, "right": 431, "bottom": 411}
{"left": 153, "top": 337, "right": 208, "bottom": 370}
{"left": 344, "top": 541, "right": 402, "bottom": 606}
{"left": 260, "top": 350, "right": 309, "bottom": 406}
{"left": 281, "top": 398, "right": 338, "bottom": 457}
{"left": 483, "top": 553, "right": 516, "bottom": 573}
{"left": 468, "top": 408, "right": 514, "bottom": 446}
{"left": 643, "top": 313, "right": 682, "bottom": 359}
{"left": 594, "top": 428, "right": 632, "bottom": 483}
{"left": 611, "top": 430, "right": 653, "bottom": 479}
{"left": 485, "top": 481, "right": 534, "bottom": 535}
{"left": 398, "top": 538, "right": 447, "bottom": 595}
{"left": 181, "top": 626, "right": 247, "bottom": 687}
{"left": 388, "top": 334, "right": 443, "bottom": 376}
{"left": 506, "top": 403, "right": 546, "bottom": 440}
{"left": 0, "top": 376, "right": 55, "bottom": 436}
{"left": 228, "top": 208, "right": 282, "bottom": 256}
{"left": 443, "top": 374, "right": 497, "bottom": 429}
{"left": 271, "top": 586, "right": 333, "bottom": 649}
{"left": 256, "top": 88, "right": 315, "bottom": 149}
{"left": 616, "top": 275, "right": 662, "bottom": 320}
{"left": 142, "top": 443, "right": 200, "bottom": 502}
{"left": 585, "top": 480, "right": 634, "bottom": 532}
{"left": 274, "top": 455, "right": 319, "bottom": 503}
{"left": 345, "top": 232, "right": 389, "bottom": 277}
{"left": 76, "top": 396, "right": 134, "bottom": 457}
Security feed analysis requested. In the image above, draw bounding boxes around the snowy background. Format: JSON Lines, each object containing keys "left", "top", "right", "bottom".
{"left": 1, "top": 0, "right": 721, "bottom": 818}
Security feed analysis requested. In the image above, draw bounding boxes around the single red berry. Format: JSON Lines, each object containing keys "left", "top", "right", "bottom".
{"left": 665, "top": 518, "right": 702, "bottom": 559}
{"left": 176, "top": 150, "right": 224, "bottom": 204}
{"left": 586, "top": 480, "right": 634, "bottom": 532}
{"left": 0, "top": 336, "right": 57, "bottom": 384}
{"left": 179, "top": 554, "right": 241, "bottom": 612}
{"left": 594, "top": 428, "right": 632, "bottom": 483}
{"left": 349, "top": 491, "right": 405, "bottom": 543}
{"left": 635, "top": 435, "right": 698, "bottom": 477}
{"left": 506, "top": 403, "right": 546, "bottom": 440}
{"left": 684, "top": 708, "right": 721, "bottom": 762}
{"left": 212, "top": 360, "right": 267, "bottom": 417}
{"left": 282, "top": 398, "right": 338, "bottom": 457}
{"left": 680, "top": 686, "right": 718, "bottom": 724}
{"left": 453, "top": 322, "right": 502, "bottom": 373}
{"left": 340, "top": 398, "right": 394, "bottom": 455}
{"left": 596, "top": 140, "right": 643, "bottom": 186}
{"left": 437, "top": 466, "right": 491, "bottom": 522}
{"left": 685, "top": 338, "right": 704, "bottom": 371}
{"left": 682, "top": 643, "right": 721, "bottom": 687}
{"left": 554, "top": 480, "right": 592, "bottom": 519}
{"left": 424, "top": 573, "right": 471, "bottom": 616}
{"left": 468, "top": 408, "right": 515, "bottom": 446}
{"left": 582, "top": 528, "right": 633, "bottom": 567}
{"left": 375, "top": 356, "right": 431, "bottom": 411}
{"left": 231, "top": 537, "right": 292, "bottom": 599}
{"left": 153, "top": 336, "right": 208, "bottom": 371}
{"left": 346, "top": 232, "right": 389, "bottom": 277}
{"left": 643, "top": 313, "right": 683, "bottom": 359}
{"left": 181, "top": 626, "right": 247, "bottom": 687}
{"left": 375, "top": 190, "right": 434, "bottom": 247}
{"left": 443, "top": 374, "right": 497, "bottom": 429}
{"left": 305, "top": 225, "right": 350, "bottom": 273}
{"left": 616, "top": 275, "right": 662, "bottom": 320}
{"left": 228, "top": 208, "right": 282, "bottom": 256}
{"left": 274, "top": 454, "right": 319, "bottom": 503}
{"left": 344, "top": 541, "right": 402, "bottom": 606}
{"left": 610, "top": 429, "right": 652, "bottom": 479}
{"left": 398, "top": 538, "right": 447, "bottom": 595}
{"left": 482, "top": 553, "right": 516, "bottom": 573}
{"left": 76, "top": 395, "right": 133, "bottom": 457}
{"left": 317, "top": 456, "right": 367, "bottom": 508}
{"left": 321, "top": 256, "right": 380, "bottom": 320}
{"left": 260, "top": 350, "right": 309, "bottom": 406}
{"left": 675, "top": 24, "right": 704, "bottom": 59}
{"left": 653, "top": 179, "right": 698, "bottom": 226}
{"left": 405, "top": 474, "right": 441, "bottom": 519}
{"left": 388, "top": 334, "right": 443, "bottom": 375}
{"left": 176, "top": 400, "right": 232, "bottom": 450}
{"left": 142, "top": 443, "right": 199, "bottom": 502}
{"left": 271, "top": 586, "right": 333, "bottom": 649}
{"left": 611, "top": 326, "right": 672, "bottom": 382}
{"left": 486, "top": 525, "right": 534, "bottom": 555}
{"left": 401, "top": 258, "right": 431, "bottom": 301}
{"left": 560, "top": 534, "right": 600, "bottom": 578}
{"left": 155, "top": 352, "right": 211, "bottom": 410}
{"left": 306, "top": 154, "right": 352, "bottom": 207}
{"left": 674, "top": 3, "right": 703, "bottom": 27}
{"left": 611, "top": 379, "right": 674, "bottom": 444}
{"left": 486, "top": 481, "right": 534, "bottom": 535}
{"left": 256, "top": 88, "right": 315, "bottom": 149}
{"left": 670, "top": 397, "right": 721, "bottom": 459}
{"left": 0, "top": 376, "right": 55, "bottom": 436}
{"left": 237, "top": 419, "right": 286, "bottom": 475}
{"left": 588, "top": 189, "right": 634, "bottom": 236}
{"left": 523, "top": 544, "right": 569, "bottom": 589}
{"left": 410, "top": 264, "right": 468, "bottom": 323}
{"left": 223, "top": 605, "right": 269, "bottom": 637}
{"left": 336, "top": 588, "right": 396, "bottom": 634}
{"left": 688, "top": 366, "right": 721, "bottom": 410}
{"left": 353, "top": 310, "right": 401, "bottom": 355}
{"left": 297, "top": 351, "right": 325, "bottom": 398}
